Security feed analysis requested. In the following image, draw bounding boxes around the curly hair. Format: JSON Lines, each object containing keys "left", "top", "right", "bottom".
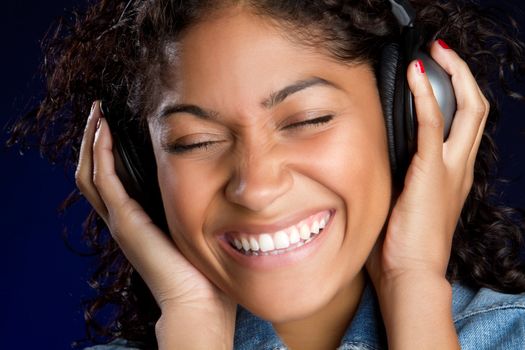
{"left": 7, "top": 0, "right": 525, "bottom": 348}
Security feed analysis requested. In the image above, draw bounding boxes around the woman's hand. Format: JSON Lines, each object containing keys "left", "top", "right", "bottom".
{"left": 366, "top": 40, "right": 490, "bottom": 349}
{"left": 75, "top": 102, "right": 236, "bottom": 349}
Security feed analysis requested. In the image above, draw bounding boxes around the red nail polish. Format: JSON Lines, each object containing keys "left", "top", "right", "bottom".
{"left": 416, "top": 59, "right": 425, "bottom": 74}
{"left": 437, "top": 39, "right": 450, "bottom": 49}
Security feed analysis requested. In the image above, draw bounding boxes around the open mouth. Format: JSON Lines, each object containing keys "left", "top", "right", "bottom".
{"left": 227, "top": 210, "right": 332, "bottom": 256}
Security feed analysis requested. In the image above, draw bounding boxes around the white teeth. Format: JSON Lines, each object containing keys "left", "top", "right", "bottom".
{"left": 274, "top": 231, "right": 290, "bottom": 249}
{"left": 311, "top": 220, "right": 320, "bottom": 234}
{"left": 299, "top": 223, "right": 311, "bottom": 240}
{"left": 234, "top": 238, "right": 243, "bottom": 250}
{"left": 289, "top": 226, "right": 300, "bottom": 244}
{"left": 231, "top": 211, "right": 332, "bottom": 254}
{"left": 249, "top": 237, "right": 260, "bottom": 251}
{"left": 259, "top": 234, "right": 275, "bottom": 252}
{"left": 241, "top": 237, "right": 250, "bottom": 251}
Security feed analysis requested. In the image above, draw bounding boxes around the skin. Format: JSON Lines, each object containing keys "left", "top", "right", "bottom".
{"left": 151, "top": 8, "right": 390, "bottom": 329}
{"left": 76, "top": 6, "right": 489, "bottom": 350}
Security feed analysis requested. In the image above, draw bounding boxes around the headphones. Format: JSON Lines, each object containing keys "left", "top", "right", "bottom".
{"left": 101, "top": 0, "right": 456, "bottom": 228}
{"left": 380, "top": 0, "right": 456, "bottom": 181}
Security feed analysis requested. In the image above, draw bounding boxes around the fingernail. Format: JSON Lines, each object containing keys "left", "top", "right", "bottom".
{"left": 415, "top": 59, "right": 425, "bottom": 74}
{"left": 437, "top": 39, "right": 450, "bottom": 49}
{"left": 90, "top": 101, "right": 97, "bottom": 114}
{"left": 96, "top": 117, "right": 102, "bottom": 130}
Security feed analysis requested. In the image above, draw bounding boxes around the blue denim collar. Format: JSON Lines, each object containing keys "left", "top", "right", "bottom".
{"left": 234, "top": 306, "right": 287, "bottom": 350}
{"left": 233, "top": 283, "right": 387, "bottom": 350}
{"left": 338, "top": 283, "right": 387, "bottom": 349}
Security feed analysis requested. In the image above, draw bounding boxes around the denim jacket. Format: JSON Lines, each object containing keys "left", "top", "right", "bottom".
{"left": 86, "top": 282, "right": 525, "bottom": 350}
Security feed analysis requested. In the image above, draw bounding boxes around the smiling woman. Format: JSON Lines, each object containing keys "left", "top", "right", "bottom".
{"left": 7, "top": 0, "right": 525, "bottom": 349}
{"left": 153, "top": 17, "right": 391, "bottom": 322}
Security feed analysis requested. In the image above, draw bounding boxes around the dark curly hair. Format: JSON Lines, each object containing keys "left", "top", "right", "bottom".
{"left": 7, "top": 0, "right": 525, "bottom": 348}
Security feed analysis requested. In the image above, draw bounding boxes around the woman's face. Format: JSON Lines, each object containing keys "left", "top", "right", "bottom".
{"left": 148, "top": 8, "right": 392, "bottom": 322}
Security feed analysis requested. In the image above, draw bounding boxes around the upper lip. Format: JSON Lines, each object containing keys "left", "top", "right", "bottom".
{"left": 213, "top": 208, "right": 334, "bottom": 237}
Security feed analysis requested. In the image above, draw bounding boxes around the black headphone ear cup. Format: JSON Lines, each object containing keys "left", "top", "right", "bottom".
{"left": 114, "top": 120, "right": 151, "bottom": 200}
{"left": 118, "top": 121, "right": 167, "bottom": 228}
{"left": 101, "top": 101, "right": 168, "bottom": 230}
{"left": 378, "top": 42, "right": 407, "bottom": 180}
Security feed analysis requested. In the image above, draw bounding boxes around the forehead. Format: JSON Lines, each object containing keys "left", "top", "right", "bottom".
{"left": 151, "top": 7, "right": 370, "bottom": 120}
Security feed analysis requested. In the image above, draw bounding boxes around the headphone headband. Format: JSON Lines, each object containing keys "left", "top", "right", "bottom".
{"left": 388, "top": 0, "right": 416, "bottom": 27}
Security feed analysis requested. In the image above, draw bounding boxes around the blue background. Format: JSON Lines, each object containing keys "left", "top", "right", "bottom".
{"left": 1, "top": 1, "right": 524, "bottom": 349}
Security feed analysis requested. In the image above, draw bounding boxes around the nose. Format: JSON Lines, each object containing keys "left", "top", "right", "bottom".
{"left": 225, "top": 147, "right": 293, "bottom": 212}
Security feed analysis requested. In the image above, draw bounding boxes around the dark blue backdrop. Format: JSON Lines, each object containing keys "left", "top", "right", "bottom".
{"left": 1, "top": 1, "right": 524, "bottom": 349}
{"left": 1, "top": 1, "right": 93, "bottom": 349}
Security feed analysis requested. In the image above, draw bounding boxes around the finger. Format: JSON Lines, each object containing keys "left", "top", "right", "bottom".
{"left": 429, "top": 40, "right": 489, "bottom": 165}
{"left": 407, "top": 59, "right": 444, "bottom": 161}
{"left": 75, "top": 101, "right": 108, "bottom": 218}
{"left": 466, "top": 87, "right": 490, "bottom": 170}
{"left": 92, "top": 116, "right": 132, "bottom": 213}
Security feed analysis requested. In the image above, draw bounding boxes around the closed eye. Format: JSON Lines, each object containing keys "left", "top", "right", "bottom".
{"left": 283, "top": 115, "right": 334, "bottom": 130}
{"left": 163, "top": 141, "right": 220, "bottom": 154}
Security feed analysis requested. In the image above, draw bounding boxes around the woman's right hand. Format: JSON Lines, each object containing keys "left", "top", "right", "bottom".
{"left": 75, "top": 102, "right": 236, "bottom": 349}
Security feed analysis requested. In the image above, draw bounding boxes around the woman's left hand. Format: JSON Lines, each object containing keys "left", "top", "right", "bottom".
{"left": 366, "top": 40, "right": 490, "bottom": 348}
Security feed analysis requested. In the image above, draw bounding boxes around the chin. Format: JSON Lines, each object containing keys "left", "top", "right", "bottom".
{"left": 237, "top": 279, "right": 340, "bottom": 323}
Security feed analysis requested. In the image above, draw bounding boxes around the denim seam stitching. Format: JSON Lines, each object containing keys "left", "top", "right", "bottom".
{"left": 338, "top": 341, "right": 379, "bottom": 350}
{"left": 453, "top": 303, "right": 525, "bottom": 323}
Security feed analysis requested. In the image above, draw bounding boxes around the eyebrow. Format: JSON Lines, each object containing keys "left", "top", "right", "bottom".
{"left": 157, "top": 76, "right": 339, "bottom": 120}
{"left": 158, "top": 103, "right": 219, "bottom": 121}
{"left": 261, "top": 77, "right": 338, "bottom": 109}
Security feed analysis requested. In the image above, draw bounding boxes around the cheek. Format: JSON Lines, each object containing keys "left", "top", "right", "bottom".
{"left": 292, "top": 115, "right": 391, "bottom": 202}
{"left": 156, "top": 157, "right": 227, "bottom": 247}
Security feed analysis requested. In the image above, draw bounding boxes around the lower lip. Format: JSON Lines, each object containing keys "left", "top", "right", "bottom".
{"left": 218, "top": 210, "right": 335, "bottom": 271}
